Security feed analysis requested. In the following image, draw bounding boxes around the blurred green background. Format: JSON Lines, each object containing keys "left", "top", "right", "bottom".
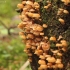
{"left": 0, "top": 0, "right": 31, "bottom": 70}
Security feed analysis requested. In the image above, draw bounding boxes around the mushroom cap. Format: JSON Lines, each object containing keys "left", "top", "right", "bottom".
{"left": 32, "top": 13, "right": 40, "bottom": 19}
{"left": 57, "top": 52, "right": 62, "bottom": 56}
{"left": 26, "top": 12, "right": 33, "bottom": 17}
{"left": 26, "top": 43, "right": 31, "bottom": 48}
{"left": 36, "top": 25, "right": 43, "bottom": 31}
{"left": 20, "top": 35, "right": 26, "bottom": 39}
{"left": 26, "top": 1, "right": 33, "bottom": 6}
{"left": 42, "top": 42, "right": 50, "bottom": 51}
{"left": 62, "top": 48, "right": 66, "bottom": 52}
{"left": 51, "top": 50, "right": 59, "bottom": 54}
{"left": 22, "top": 1, "right": 26, "bottom": 5}
{"left": 17, "top": 4, "right": 24, "bottom": 9}
{"left": 56, "top": 59, "right": 62, "bottom": 64}
{"left": 43, "top": 24, "right": 48, "bottom": 28}
{"left": 58, "top": 18, "right": 65, "bottom": 24}
{"left": 56, "top": 43, "right": 63, "bottom": 47}
{"left": 63, "top": 10, "right": 69, "bottom": 14}
{"left": 39, "top": 65, "right": 47, "bottom": 69}
{"left": 26, "top": 34, "right": 34, "bottom": 39}
{"left": 46, "top": 57, "right": 56, "bottom": 63}
{"left": 50, "top": 36, "right": 56, "bottom": 42}
{"left": 61, "top": 0, "right": 70, "bottom": 5}
{"left": 60, "top": 40, "right": 68, "bottom": 47}
{"left": 52, "top": 64, "right": 58, "bottom": 69}
{"left": 34, "top": 50, "right": 43, "bottom": 56}
{"left": 39, "top": 55, "right": 45, "bottom": 59}
{"left": 38, "top": 60, "right": 46, "bottom": 65}
{"left": 57, "top": 63, "right": 63, "bottom": 68}
{"left": 40, "top": 32, "right": 44, "bottom": 35}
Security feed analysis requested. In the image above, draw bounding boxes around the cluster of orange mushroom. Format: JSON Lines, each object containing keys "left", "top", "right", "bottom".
{"left": 17, "top": 0, "right": 69, "bottom": 70}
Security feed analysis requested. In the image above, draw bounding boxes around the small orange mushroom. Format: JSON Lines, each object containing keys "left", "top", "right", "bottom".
{"left": 56, "top": 59, "right": 62, "bottom": 64}
{"left": 43, "top": 24, "right": 48, "bottom": 28}
{"left": 58, "top": 18, "right": 65, "bottom": 25}
{"left": 60, "top": 40, "right": 68, "bottom": 47}
{"left": 39, "top": 65, "right": 47, "bottom": 69}
{"left": 63, "top": 10, "right": 69, "bottom": 14}
{"left": 17, "top": 3, "right": 24, "bottom": 9}
{"left": 39, "top": 55, "right": 45, "bottom": 59}
{"left": 50, "top": 36, "right": 56, "bottom": 42}
{"left": 32, "top": 13, "right": 40, "bottom": 19}
{"left": 57, "top": 63, "right": 63, "bottom": 68}
{"left": 38, "top": 60, "right": 46, "bottom": 65}
{"left": 46, "top": 57, "right": 56, "bottom": 63}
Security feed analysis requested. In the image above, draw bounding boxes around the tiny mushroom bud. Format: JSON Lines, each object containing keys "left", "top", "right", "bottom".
{"left": 43, "top": 24, "right": 48, "bottom": 28}
{"left": 34, "top": 2, "right": 40, "bottom": 9}
{"left": 63, "top": 10, "right": 69, "bottom": 14}
{"left": 59, "top": 8, "right": 64, "bottom": 11}
{"left": 47, "top": 3, "right": 51, "bottom": 7}
{"left": 44, "top": 6, "right": 49, "bottom": 9}
{"left": 44, "top": 36, "right": 48, "bottom": 40}
{"left": 58, "top": 18, "right": 65, "bottom": 25}
{"left": 40, "top": 32, "right": 44, "bottom": 35}
{"left": 44, "top": 4, "right": 51, "bottom": 9}
{"left": 57, "top": 8, "right": 64, "bottom": 15}
{"left": 50, "top": 36, "right": 56, "bottom": 42}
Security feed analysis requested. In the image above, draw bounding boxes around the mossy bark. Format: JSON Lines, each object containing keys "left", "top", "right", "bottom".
{"left": 30, "top": 0, "right": 70, "bottom": 70}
